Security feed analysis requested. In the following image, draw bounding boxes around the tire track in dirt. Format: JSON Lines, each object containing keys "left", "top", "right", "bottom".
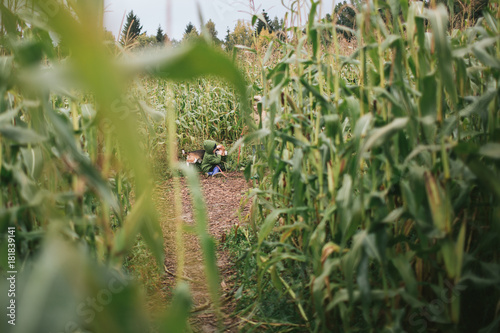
{"left": 158, "top": 172, "right": 250, "bottom": 332}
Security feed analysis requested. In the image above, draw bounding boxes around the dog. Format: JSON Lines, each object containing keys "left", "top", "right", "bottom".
{"left": 182, "top": 145, "right": 227, "bottom": 166}
{"left": 181, "top": 149, "right": 205, "bottom": 165}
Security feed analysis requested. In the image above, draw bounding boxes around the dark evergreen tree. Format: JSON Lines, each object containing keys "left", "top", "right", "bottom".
{"left": 270, "top": 16, "right": 286, "bottom": 41}
{"left": 334, "top": 1, "right": 356, "bottom": 40}
{"left": 184, "top": 22, "right": 195, "bottom": 35}
{"left": 225, "top": 27, "right": 230, "bottom": 44}
{"left": 120, "top": 10, "right": 143, "bottom": 45}
{"left": 271, "top": 16, "right": 279, "bottom": 32}
{"left": 350, "top": 0, "right": 363, "bottom": 11}
{"left": 256, "top": 9, "right": 273, "bottom": 35}
{"left": 224, "top": 27, "right": 234, "bottom": 51}
{"left": 182, "top": 22, "right": 199, "bottom": 42}
{"left": 156, "top": 25, "right": 165, "bottom": 43}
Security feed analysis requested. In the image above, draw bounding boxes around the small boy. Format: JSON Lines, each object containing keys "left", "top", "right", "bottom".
{"left": 200, "top": 140, "right": 226, "bottom": 176}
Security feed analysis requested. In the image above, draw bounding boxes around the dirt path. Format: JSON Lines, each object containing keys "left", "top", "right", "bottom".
{"left": 158, "top": 172, "right": 250, "bottom": 332}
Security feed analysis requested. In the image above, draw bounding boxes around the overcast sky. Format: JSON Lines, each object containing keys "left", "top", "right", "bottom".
{"left": 104, "top": 0, "right": 337, "bottom": 41}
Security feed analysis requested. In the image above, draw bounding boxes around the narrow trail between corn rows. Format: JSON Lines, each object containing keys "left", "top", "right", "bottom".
{"left": 159, "top": 172, "right": 250, "bottom": 332}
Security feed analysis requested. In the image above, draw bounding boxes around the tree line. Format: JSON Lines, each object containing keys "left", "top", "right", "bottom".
{"left": 115, "top": 0, "right": 487, "bottom": 51}
{"left": 116, "top": 9, "right": 286, "bottom": 51}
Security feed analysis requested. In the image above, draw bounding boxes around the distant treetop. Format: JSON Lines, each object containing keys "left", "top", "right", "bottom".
{"left": 255, "top": 9, "right": 273, "bottom": 35}
{"left": 120, "top": 10, "right": 143, "bottom": 45}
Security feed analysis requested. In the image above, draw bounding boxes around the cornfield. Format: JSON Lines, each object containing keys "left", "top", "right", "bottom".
{"left": 0, "top": 0, "right": 499, "bottom": 332}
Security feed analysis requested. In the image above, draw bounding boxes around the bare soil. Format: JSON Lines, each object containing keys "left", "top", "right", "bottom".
{"left": 158, "top": 172, "right": 250, "bottom": 332}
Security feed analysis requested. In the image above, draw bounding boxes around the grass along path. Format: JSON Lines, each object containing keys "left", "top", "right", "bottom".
{"left": 159, "top": 172, "right": 250, "bottom": 332}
